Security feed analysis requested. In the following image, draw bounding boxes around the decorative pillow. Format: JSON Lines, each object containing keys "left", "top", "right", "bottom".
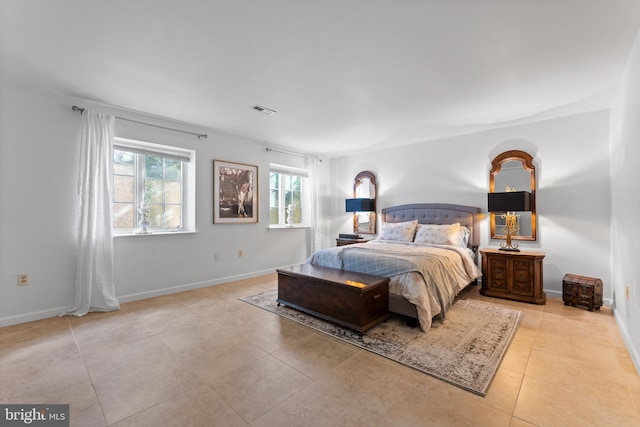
{"left": 377, "top": 220, "right": 419, "bottom": 242}
{"left": 414, "top": 223, "right": 467, "bottom": 247}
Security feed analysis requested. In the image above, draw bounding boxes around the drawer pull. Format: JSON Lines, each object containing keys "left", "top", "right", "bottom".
{"left": 373, "top": 294, "right": 382, "bottom": 300}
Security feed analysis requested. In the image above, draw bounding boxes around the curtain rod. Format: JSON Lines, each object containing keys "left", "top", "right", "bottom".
{"left": 265, "top": 147, "right": 309, "bottom": 160}
{"left": 72, "top": 106, "right": 208, "bottom": 139}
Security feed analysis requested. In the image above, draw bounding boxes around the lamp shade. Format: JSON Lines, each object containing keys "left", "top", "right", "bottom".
{"left": 487, "top": 191, "right": 531, "bottom": 212}
{"left": 345, "top": 198, "right": 376, "bottom": 212}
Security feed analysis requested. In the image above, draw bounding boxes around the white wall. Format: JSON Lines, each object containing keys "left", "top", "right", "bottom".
{"left": 610, "top": 29, "right": 640, "bottom": 371}
{"left": 0, "top": 80, "right": 330, "bottom": 326}
{"left": 0, "top": 76, "right": 629, "bottom": 374}
{"left": 0, "top": 83, "right": 78, "bottom": 324}
{"left": 329, "top": 110, "right": 612, "bottom": 303}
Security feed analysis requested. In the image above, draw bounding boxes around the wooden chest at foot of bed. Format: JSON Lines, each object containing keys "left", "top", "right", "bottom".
{"left": 276, "top": 264, "right": 390, "bottom": 333}
{"left": 562, "top": 274, "right": 603, "bottom": 311}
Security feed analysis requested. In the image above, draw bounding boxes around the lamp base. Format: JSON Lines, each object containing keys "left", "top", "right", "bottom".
{"left": 499, "top": 247, "right": 520, "bottom": 252}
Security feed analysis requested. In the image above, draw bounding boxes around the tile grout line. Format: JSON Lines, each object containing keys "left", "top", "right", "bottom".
{"left": 65, "top": 316, "right": 110, "bottom": 426}
{"left": 509, "top": 323, "right": 537, "bottom": 422}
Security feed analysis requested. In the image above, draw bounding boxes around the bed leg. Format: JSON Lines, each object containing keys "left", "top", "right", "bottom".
{"left": 405, "top": 318, "right": 418, "bottom": 328}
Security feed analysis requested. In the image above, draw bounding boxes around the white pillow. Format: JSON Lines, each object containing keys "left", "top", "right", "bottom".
{"left": 460, "top": 226, "right": 470, "bottom": 246}
{"left": 377, "top": 220, "right": 419, "bottom": 242}
{"left": 414, "top": 223, "right": 467, "bottom": 247}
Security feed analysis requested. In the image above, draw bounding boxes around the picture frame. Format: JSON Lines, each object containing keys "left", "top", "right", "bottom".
{"left": 213, "top": 160, "right": 258, "bottom": 224}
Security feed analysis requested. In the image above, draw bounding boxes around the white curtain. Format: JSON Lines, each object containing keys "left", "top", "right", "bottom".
{"left": 307, "top": 156, "right": 325, "bottom": 252}
{"left": 63, "top": 109, "right": 120, "bottom": 316}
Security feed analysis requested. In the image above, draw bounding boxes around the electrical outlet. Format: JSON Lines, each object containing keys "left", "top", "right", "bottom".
{"left": 214, "top": 253, "right": 220, "bottom": 261}
{"left": 18, "top": 274, "right": 29, "bottom": 286}
{"left": 238, "top": 250, "right": 243, "bottom": 257}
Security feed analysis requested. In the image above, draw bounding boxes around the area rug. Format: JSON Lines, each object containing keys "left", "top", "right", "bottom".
{"left": 240, "top": 289, "right": 521, "bottom": 396}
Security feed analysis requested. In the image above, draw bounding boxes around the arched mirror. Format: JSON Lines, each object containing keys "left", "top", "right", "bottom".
{"left": 353, "top": 171, "right": 377, "bottom": 235}
{"left": 490, "top": 150, "right": 536, "bottom": 241}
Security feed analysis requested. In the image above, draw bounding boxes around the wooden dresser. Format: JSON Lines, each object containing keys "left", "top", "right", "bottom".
{"left": 480, "top": 248, "right": 546, "bottom": 304}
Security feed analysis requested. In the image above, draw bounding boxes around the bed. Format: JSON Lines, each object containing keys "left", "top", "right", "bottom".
{"left": 307, "top": 203, "right": 482, "bottom": 331}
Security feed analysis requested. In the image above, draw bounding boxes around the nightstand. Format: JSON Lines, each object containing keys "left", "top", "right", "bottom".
{"left": 479, "top": 248, "right": 546, "bottom": 304}
{"left": 336, "top": 238, "right": 367, "bottom": 246}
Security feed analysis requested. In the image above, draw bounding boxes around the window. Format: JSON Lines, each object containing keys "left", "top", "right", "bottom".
{"left": 269, "top": 163, "right": 309, "bottom": 227}
{"left": 112, "top": 137, "right": 195, "bottom": 234}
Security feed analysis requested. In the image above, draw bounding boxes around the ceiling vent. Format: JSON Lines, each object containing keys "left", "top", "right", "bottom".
{"left": 253, "top": 105, "right": 276, "bottom": 115}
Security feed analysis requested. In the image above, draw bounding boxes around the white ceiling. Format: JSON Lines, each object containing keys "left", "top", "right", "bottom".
{"left": 2, "top": 1, "right": 640, "bottom": 156}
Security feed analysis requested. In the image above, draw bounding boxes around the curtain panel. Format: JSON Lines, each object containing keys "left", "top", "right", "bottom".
{"left": 62, "top": 109, "right": 120, "bottom": 316}
{"left": 307, "top": 156, "right": 325, "bottom": 253}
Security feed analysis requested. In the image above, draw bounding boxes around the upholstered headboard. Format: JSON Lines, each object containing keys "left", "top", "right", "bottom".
{"left": 380, "top": 203, "right": 481, "bottom": 254}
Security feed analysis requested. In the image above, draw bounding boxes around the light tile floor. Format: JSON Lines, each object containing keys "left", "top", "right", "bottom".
{"left": 1, "top": 274, "right": 639, "bottom": 426}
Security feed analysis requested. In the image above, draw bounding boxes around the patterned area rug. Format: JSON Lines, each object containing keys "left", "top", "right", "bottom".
{"left": 240, "top": 289, "right": 521, "bottom": 396}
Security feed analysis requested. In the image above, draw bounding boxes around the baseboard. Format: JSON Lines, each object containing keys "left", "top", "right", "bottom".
{"left": 0, "top": 268, "right": 276, "bottom": 327}
{"left": 117, "top": 268, "right": 275, "bottom": 303}
{"left": 544, "top": 289, "right": 613, "bottom": 307}
{"left": 476, "top": 284, "right": 614, "bottom": 307}
{"left": 614, "top": 310, "right": 640, "bottom": 375}
{"left": 0, "top": 306, "right": 73, "bottom": 328}
{"left": 544, "top": 289, "right": 563, "bottom": 300}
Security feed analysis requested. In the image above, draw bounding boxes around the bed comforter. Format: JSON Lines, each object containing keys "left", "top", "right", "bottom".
{"left": 306, "top": 240, "right": 482, "bottom": 331}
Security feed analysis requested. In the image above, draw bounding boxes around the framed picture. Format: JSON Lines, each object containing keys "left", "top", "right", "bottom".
{"left": 213, "top": 160, "right": 258, "bottom": 224}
